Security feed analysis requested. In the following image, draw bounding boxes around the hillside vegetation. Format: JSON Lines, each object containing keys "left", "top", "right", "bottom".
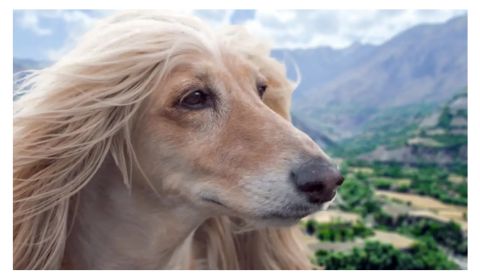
{"left": 300, "top": 90, "right": 468, "bottom": 269}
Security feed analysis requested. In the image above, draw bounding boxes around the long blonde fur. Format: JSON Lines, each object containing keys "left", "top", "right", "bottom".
{"left": 194, "top": 26, "right": 311, "bottom": 269}
{"left": 13, "top": 11, "right": 312, "bottom": 269}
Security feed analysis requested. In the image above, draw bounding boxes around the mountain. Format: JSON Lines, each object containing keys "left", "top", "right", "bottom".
{"left": 272, "top": 42, "right": 377, "bottom": 101}
{"left": 358, "top": 92, "right": 467, "bottom": 165}
{"left": 274, "top": 15, "right": 467, "bottom": 141}
{"left": 13, "top": 15, "right": 467, "bottom": 149}
{"left": 13, "top": 58, "right": 50, "bottom": 74}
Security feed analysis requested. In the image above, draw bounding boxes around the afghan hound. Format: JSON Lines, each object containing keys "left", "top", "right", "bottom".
{"left": 13, "top": 10, "right": 343, "bottom": 269}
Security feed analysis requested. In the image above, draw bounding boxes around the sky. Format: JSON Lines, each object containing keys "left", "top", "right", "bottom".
{"left": 13, "top": 9, "right": 466, "bottom": 61}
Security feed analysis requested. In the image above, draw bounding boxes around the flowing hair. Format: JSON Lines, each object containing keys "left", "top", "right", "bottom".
{"left": 193, "top": 26, "right": 312, "bottom": 269}
{"left": 13, "top": 10, "right": 312, "bottom": 269}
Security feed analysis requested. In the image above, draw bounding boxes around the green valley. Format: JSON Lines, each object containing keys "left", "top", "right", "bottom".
{"left": 299, "top": 91, "right": 468, "bottom": 269}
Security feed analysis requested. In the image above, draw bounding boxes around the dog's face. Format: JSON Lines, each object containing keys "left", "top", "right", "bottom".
{"left": 134, "top": 48, "right": 343, "bottom": 226}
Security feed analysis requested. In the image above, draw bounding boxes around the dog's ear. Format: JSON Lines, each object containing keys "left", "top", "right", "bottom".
{"left": 218, "top": 26, "right": 295, "bottom": 121}
{"left": 254, "top": 60, "right": 294, "bottom": 121}
{"left": 252, "top": 57, "right": 295, "bottom": 121}
{"left": 263, "top": 88, "right": 292, "bottom": 121}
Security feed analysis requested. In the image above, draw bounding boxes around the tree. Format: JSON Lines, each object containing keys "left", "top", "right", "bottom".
{"left": 316, "top": 241, "right": 458, "bottom": 270}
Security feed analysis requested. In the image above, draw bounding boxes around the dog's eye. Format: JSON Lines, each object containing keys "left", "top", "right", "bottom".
{"left": 257, "top": 83, "right": 267, "bottom": 99}
{"left": 179, "top": 90, "right": 212, "bottom": 110}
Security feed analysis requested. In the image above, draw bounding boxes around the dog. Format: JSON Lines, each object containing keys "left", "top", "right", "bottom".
{"left": 13, "top": 11, "right": 343, "bottom": 269}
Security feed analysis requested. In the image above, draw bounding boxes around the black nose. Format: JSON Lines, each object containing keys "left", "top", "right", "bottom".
{"left": 291, "top": 158, "right": 344, "bottom": 203}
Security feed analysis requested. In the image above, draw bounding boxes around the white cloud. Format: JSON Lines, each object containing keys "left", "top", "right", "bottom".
{"left": 44, "top": 10, "right": 110, "bottom": 60}
{"left": 47, "top": 9, "right": 234, "bottom": 60}
{"left": 192, "top": 9, "right": 234, "bottom": 28}
{"left": 15, "top": 10, "right": 109, "bottom": 60}
{"left": 241, "top": 10, "right": 466, "bottom": 49}
{"left": 16, "top": 9, "right": 466, "bottom": 61}
{"left": 18, "top": 11, "right": 52, "bottom": 36}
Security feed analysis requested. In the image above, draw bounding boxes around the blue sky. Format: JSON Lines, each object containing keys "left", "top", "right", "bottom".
{"left": 13, "top": 9, "right": 466, "bottom": 61}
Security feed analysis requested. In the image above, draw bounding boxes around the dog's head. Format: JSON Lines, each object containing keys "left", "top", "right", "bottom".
{"left": 119, "top": 13, "right": 345, "bottom": 226}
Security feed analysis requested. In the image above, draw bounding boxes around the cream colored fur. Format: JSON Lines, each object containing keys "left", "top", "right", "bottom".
{"left": 13, "top": 11, "right": 322, "bottom": 269}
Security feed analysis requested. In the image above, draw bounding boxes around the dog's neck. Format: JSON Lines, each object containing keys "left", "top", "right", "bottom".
{"left": 62, "top": 158, "right": 208, "bottom": 269}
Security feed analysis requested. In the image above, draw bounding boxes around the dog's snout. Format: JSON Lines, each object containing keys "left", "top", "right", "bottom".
{"left": 291, "top": 159, "right": 344, "bottom": 203}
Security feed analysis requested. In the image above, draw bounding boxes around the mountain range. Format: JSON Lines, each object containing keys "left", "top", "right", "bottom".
{"left": 13, "top": 15, "right": 467, "bottom": 152}
{"left": 273, "top": 15, "right": 467, "bottom": 142}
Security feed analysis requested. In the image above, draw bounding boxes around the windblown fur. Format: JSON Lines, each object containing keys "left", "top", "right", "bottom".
{"left": 13, "top": 11, "right": 312, "bottom": 269}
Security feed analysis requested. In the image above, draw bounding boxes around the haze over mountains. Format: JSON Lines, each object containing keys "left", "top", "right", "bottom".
{"left": 273, "top": 15, "right": 467, "bottom": 141}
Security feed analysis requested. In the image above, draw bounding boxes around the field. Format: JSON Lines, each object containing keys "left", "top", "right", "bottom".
{"left": 375, "top": 190, "right": 467, "bottom": 230}
{"left": 300, "top": 158, "right": 468, "bottom": 270}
